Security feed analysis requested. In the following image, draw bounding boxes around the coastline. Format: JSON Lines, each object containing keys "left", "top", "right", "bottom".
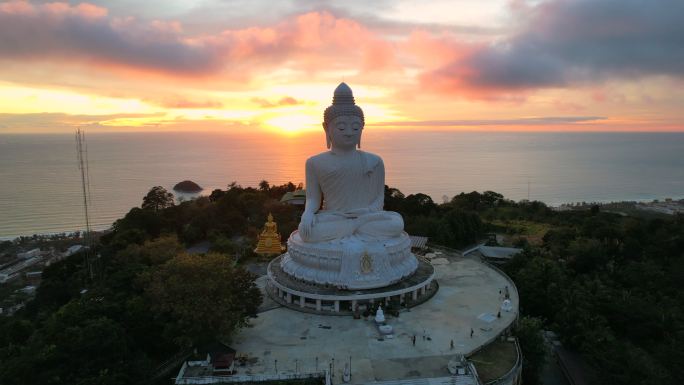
{"left": 0, "top": 225, "right": 111, "bottom": 242}
{"left": 2, "top": 196, "right": 682, "bottom": 242}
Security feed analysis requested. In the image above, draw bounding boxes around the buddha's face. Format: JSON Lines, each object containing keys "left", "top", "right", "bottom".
{"left": 325, "top": 115, "right": 363, "bottom": 150}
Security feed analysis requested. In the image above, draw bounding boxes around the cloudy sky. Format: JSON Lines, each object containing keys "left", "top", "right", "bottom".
{"left": 0, "top": 0, "right": 682, "bottom": 133}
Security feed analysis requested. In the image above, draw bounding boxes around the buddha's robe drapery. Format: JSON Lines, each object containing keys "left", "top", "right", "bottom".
{"left": 299, "top": 150, "right": 403, "bottom": 242}
{"left": 317, "top": 150, "right": 382, "bottom": 214}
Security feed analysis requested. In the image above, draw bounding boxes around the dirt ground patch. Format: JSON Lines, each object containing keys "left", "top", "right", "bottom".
{"left": 469, "top": 339, "right": 518, "bottom": 382}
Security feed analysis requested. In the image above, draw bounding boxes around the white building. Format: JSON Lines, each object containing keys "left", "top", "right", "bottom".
{"left": 17, "top": 248, "right": 41, "bottom": 260}
{"left": 64, "top": 245, "right": 85, "bottom": 257}
{"left": 0, "top": 257, "right": 42, "bottom": 283}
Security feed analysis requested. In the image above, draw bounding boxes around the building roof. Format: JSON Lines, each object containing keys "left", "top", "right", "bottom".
{"left": 186, "top": 241, "right": 211, "bottom": 254}
{"left": 204, "top": 342, "right": 236, "bottom": 369}
{"left": 65, "top": 245, "right": 84, "bottom": 256}
{"left": 410, "top": 235, "right": 429, "bottom": 249}
{"left": 280, "top": 189, "right": 306, "bottom": 204}
{"left": 478, "top": 246, "right": 522, "bottom": 260}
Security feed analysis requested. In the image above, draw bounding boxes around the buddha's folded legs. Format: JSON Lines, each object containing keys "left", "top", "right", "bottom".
{"left": 298, "top": 211, "right": 404, "bottom": 243}
{"left": 357, "top": 211, "right": 404, "bottom": 239}
{"left": 298, "top": 218, "right": 354, "bottom": 243}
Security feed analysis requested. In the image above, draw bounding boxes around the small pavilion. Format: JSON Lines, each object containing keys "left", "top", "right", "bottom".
{"left": 279, "top": 189, "right": 306, "bottom": 206}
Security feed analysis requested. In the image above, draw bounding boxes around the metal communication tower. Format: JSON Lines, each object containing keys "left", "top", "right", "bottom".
{"left": 75, "top": 128, "right": 95, "bottom": 280}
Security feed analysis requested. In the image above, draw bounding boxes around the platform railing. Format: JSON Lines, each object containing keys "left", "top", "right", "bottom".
{"left": 483, "top": 338, "right": 522, "bottom": 385}
{"left": 175, "top": 364, "right": 328, "bottom": 384}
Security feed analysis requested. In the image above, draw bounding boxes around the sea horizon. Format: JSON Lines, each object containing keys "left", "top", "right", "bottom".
{"left": 2, "top": 130, "right": 683, "bottom": 240}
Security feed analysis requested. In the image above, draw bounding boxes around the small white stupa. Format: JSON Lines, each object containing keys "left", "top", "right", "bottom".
{"left": 501, "top": 299, "right": 513, "bottom": 312}
{"left": 375, "top": 306, "right": 393, "bottom": 334}
{"left": 375, "top": 305, "right": 386, "bottom": 324}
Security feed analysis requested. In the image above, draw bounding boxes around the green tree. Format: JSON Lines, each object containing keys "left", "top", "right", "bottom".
{"left": 450, "top": 191, "right": 483, "bottom": 211}
{"left": 592, "top": 340, "right": 670, "bottom": 385}
{"left": 23, "top": 252, "right": 86, "bottom": 319}
{"left": 0, "top": 301, "right": 146, "bottom": 385}
{"left": 384, "top": 185, "right": 405, "bottom": 212}
{"left": 0, "top": 318, "right": 33, "bottom": 347}
{"left": 141, "top": 186, "right": 175, "bottom": 212}
{"left": 258, "top": 180, "right": 270, "bottom": 191}
{"left": 505, "top": 249, "right": 565, "bottom": 321}
{"left": 567, "top": 238, "right": 608, "bottom": 274}
{"left": 0, "top": 240, "right": 12, "bottom": 252}
{"left": 515, "top": 316, "right": 547, "bottom": 385}
{"left": 144, "top": 252, "right": 262, "bottom": 347}
{"left": 482, "top": 190, "right": 505, "bottom": 206}
{"left": 210, "top": 235, "right": 237, "bottom": 255}
{"left": 116, "top": 235, "right": 183, "bottom": 266}
{"left": 403, "top": 193, "right": 436, "bottom": 217}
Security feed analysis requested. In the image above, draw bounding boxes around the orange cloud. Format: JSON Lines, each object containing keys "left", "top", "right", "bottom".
{"left": 0, "top": 111, "right": 164, "bottom": 133}
{"left": 1, "top": 0, "right": 682, "bottom": 132}
{"left": 147, "top": 97, "right": 224, "bottom": 109}
{"left": 401, "top": 30, "right": 474, "bottom": 70}
{"left": 212, "top": 11, "right": 398, "bottom": 75}
{"left": 0, "top": 3, "right": 400, "bottom": 84}
{"left": 251, "top": 97, "right": 304, "bottom": 108}
{"left": 362, "top": 39, "right": 399, "bottom": 72}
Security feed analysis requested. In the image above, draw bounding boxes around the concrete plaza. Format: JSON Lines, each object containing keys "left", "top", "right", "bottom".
{"left": 232, "top": 253, "right": 518, "bottom": 384}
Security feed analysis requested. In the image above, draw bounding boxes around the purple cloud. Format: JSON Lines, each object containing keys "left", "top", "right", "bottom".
{"left": 0, "top": 2, "right": 221, "bottom": 74}
{"left": 426, "top": 0, "right": 684, "bottom": 91}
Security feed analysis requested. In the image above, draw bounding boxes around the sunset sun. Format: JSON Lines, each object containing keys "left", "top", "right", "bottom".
{"left": 264, "top": 113, "right": 319, "bottom": 134}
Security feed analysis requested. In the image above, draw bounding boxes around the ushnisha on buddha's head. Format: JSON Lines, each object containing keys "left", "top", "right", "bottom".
{"left": 322, "top": 82, "right": 365, "bottom": 151}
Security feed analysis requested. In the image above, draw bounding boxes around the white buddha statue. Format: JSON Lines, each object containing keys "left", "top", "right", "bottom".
{"left": 280, "top": 83, "right": 417, "bottom": 290}
{"left": 298, "top": 82, "right": 404, "bottom": 243}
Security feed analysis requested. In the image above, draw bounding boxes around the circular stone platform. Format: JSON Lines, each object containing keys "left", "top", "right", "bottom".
{"left": 281, "top": 231, "right": 418, "bottom": 290}
{"left": 228, "top": 253, "right": 520, "bottom": 384}
{"left": 267, "top": 255, "right": 436, "bottom": 314}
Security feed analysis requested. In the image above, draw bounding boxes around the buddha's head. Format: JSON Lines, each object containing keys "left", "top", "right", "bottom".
{"left": 323, "top": 83, "right": 365, "bottom": 150}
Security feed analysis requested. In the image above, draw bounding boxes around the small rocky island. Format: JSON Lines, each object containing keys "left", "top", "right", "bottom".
{"left": 173, "top": 180, "right": 203, "bottom": 193}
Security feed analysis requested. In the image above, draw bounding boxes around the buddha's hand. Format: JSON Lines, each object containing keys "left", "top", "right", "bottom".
{"left": 299, "top": 211, "right": 315, "bottom": 240}
{"left": 347, "top": 208, "right": 371, "bottom": 216}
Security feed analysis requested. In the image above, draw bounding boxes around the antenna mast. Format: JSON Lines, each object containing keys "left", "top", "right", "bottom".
{"left": 75, "top": 128, "right": 94, "bottom": 280}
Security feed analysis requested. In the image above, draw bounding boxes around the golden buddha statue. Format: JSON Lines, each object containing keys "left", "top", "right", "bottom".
{"left": 255, "top": 213, "right": 285, "bottom": 255}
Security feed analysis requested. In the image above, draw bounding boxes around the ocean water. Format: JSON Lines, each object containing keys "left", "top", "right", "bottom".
{"left": 1, "top": 131, "right": 683, "bottom": 239}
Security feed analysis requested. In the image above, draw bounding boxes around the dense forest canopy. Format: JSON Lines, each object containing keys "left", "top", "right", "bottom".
{"left": 0, "top": 183, "right": 681, "bottom": 385}
{"left": 501, "top": 209, "right": 684, "bottom": 384}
